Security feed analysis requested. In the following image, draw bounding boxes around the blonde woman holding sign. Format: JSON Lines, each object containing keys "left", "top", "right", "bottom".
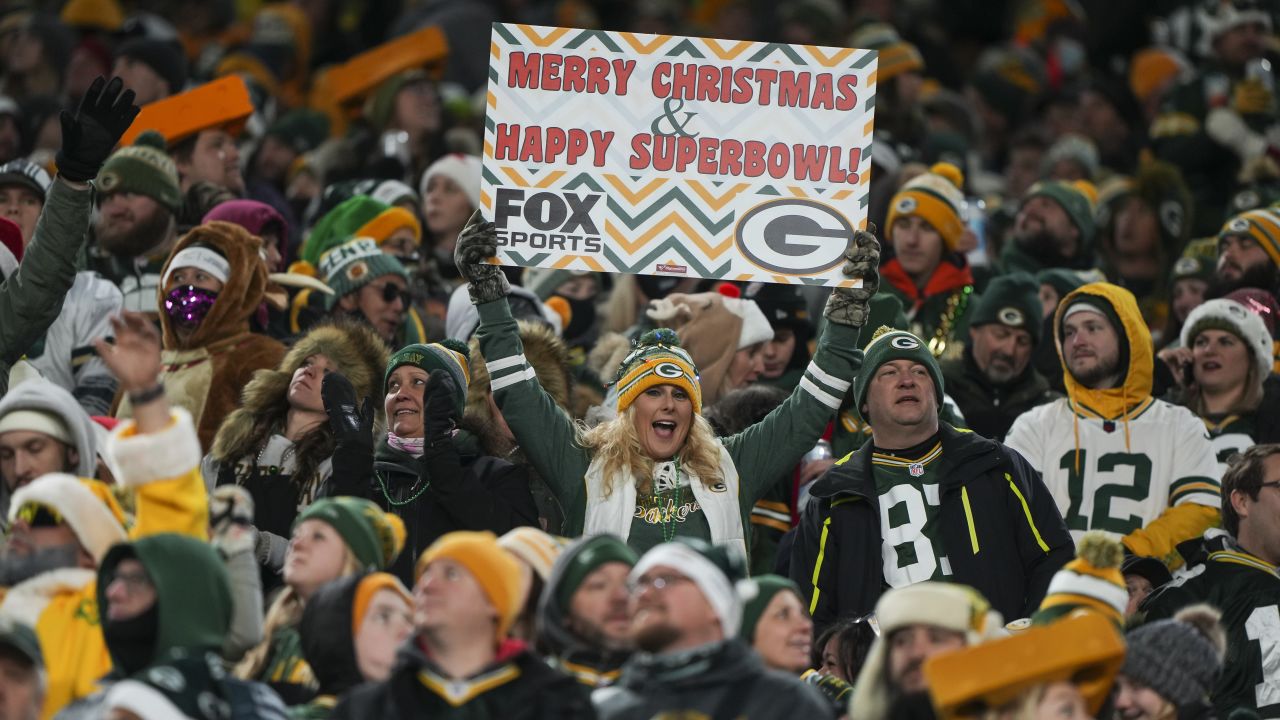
{"left": 456, "top": 213, "right": 879, "bottom": 555}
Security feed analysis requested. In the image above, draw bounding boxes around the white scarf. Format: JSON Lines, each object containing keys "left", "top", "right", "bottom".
{"left": 582, "top": 444, "right": 745, "bottom": 559}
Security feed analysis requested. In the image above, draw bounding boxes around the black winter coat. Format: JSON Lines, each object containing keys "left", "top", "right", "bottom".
{"left": 790, "top": 423, "right": 1074, "bottom": 634}
{"left": 372, "top": 432, "right": 539, "bottom": 585}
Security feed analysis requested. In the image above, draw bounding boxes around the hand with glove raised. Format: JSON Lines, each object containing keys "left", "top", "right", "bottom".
{"left": 422, "top": 369, "right": 460, "bottom": 449}
{"left": 453, "top": 209, "right": 510, "bottom": 304}
{"left": 323, "top": 371, "right": 377, "bottom": 497}
{"left": 823, "top": 224, "right": 882, "bottom": 327}
{"left": 56, "top": 75, "right": 140, "bottom": 183}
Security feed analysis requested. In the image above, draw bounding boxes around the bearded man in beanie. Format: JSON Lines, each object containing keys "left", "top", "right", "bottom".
{"left": 1003, "top": 179, "right": 1098, "bottom": 275}
{"left": 850, "top": 582, "right": 1005, "bottom": 720}
{"left": 537, "top": 534, "right": 638, "bottom": 688}
{"left": 791, "top": 327, "right": 1072, "bottom": 633}
{"left": 1212, "top": 206, "right": 1280, "bottom": 299}
{"left": 595, "top": 537, "right": 832, "bottom": 720}
{"left": 1006, "top": 283, "right": 1223, "bottom": 567}
{"left": 0, "top": 77, "right": 140, "bottom": 404}
{"left": 333, "top": 531, "right": 594, "bottom": 719}
{"left": 89, "top": 130, "right": 183, "bottom": 314}
{"left": 1140, "top": 444, "right": 1280, "bottom": 717}
{"left": 942, "top": 272, "right": 1058, "bottom": 441}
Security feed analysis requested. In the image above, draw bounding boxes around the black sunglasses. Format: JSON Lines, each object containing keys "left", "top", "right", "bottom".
{"left": 373, "top": 282, "right": 411, "bottom": 307}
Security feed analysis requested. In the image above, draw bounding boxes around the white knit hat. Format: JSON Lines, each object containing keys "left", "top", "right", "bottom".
{"left": 723, "top": 297, "right": 774, "bottom": 350}
{"left": 851, "top": 582, "right": 1004, "bottom": 720}
{"left": 419, "top": 153, "right": 482, "bottom": 208}
{"left": 631, "top": 540, "right": 749, "bottom": 639}
{"left": 7, "top": 474, "right": 127, "bottom": 563}
{"left": 1181, "top": 298, "right": 1274, "bottom": 382}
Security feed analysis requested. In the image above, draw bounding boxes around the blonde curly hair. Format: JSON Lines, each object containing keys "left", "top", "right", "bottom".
{"left": 577, "top": 405, "right": 723, "bottom": 497}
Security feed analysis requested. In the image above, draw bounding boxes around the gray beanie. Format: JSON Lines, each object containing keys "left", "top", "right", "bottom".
{"left": 1122, "top": 605, "right": 1226, "bottom": 709}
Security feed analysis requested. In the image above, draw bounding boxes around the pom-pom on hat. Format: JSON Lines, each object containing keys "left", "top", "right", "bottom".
{"left": 295, "top": 496, "right": 407, "bottom": 571}
{"left": 614, "top": 329, "right": 702, "bottom": 415}
{"left": 885, "top": 162, "right": 967, "bottom": 250}
{"left": 1033, "top": 531, "right": 1127, "bottom": 627}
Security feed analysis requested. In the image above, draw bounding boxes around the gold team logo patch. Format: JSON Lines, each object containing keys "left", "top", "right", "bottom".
{"left": 347, "top": 261, "right": 369, "bottom": 281}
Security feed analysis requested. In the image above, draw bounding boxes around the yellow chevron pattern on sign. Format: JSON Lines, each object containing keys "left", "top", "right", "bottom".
{"left": 484, "top": 22, "right": 878, "bottom": 284}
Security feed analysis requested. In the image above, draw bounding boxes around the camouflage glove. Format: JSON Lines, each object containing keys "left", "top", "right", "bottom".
{"left": 454, "top": 210, "right": 510, "bottom": 304}
{"left": 823, "top": 226, "right": 881, "bottom": 327}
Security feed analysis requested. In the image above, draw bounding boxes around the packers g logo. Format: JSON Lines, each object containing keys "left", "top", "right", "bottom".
{"left": 998, "top": 307, "right": 1024, "bottom": 326}
{"left": 735, "top": 199, "right": 854, "bottom": 275}
{"left": 890, "top": 335, "right": 920, "bottom": 350}
{"left": 895, "top": 196, "right": 918, "bottom": 214}
{"left": 1228, "top": 218, "right": 1251, "bottom": 234}
{"left": 1173, "top": 256, "right": 1199, "bottom": 276}
{"left": 653, "top": 362, "right": 685, "bottom": 379}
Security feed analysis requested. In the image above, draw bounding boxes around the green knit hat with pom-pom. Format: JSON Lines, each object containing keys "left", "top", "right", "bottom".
{"left": 96, "top": 129, "right": 182, "bottom": 213}
{"left": 614, "top": 328, "right": 702, "bottom": 415}
{"left": 384, "top": 339, "right": 472, "bottom": 417}
{"left": 1033, "top": 531, "right": 1128, "bottom": 628}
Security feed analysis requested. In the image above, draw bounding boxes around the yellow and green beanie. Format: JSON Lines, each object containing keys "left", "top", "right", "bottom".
{"left": 853, "top": 326, "right": 944, "bottom": 415}
{"left": 296, "top": 496, "right": 407, "bottom": 571}
{"left": 885, "top": 162, "right": 967, "bottom": 250}
{"left": 1033, "top": 531, "right": 1127, "bottom": 628}
{"left": 302, "top": 195, "right": 421, "bottom": 266}
{"left": 614, "top": 328, "right": 702, "bottom": 415}
{"left": 1219, "top": 206, "right": 1280, "bottom": 268}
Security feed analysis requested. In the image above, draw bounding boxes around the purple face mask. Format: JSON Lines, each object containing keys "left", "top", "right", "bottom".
{"left": 164, "top": 285, "right": 219, "bottom": 329}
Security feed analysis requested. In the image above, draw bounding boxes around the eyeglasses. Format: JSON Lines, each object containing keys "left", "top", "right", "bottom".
{"left": 14, "top": 503, "right": 64, "bottom": 528}
{"left": 107, "top": 568, "right": 153, "bottom": 594}
{"left": 373, "top": 282, "right": 411, "bottom": 308}
{"left": 1261, "top": 481, "right": 1280, "bottom": 492}
{"left": 627, "top": 573, "right": 692, "bottom": 595}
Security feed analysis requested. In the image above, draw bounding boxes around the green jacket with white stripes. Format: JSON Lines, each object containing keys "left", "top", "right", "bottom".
{"left": 475, "top": 295, "right": 863, "bottom": 549}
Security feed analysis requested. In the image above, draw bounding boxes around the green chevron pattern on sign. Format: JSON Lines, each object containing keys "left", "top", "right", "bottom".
{"left": 483, "top": 23, "right": 878, "bottom": 286}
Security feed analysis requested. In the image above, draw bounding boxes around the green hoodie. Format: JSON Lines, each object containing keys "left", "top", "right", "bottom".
{"left": 97, "top": 533, "right": 232, "bottom": 669}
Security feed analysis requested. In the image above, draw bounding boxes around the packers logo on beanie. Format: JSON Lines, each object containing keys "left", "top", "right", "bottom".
{"left": 1219, "top": 206, "right": 1280, "bottom": 268}
{"left": 885, "top": 162, "right": 967, "bottom": 250}
{"left": 96, "top": 130, "right": 182, "bottom": 213}
{"left": 615, "top": 329, "right": 702, "bottom": 415}
{"left": 853, "top": 327, "right": 945, "bottom": 416}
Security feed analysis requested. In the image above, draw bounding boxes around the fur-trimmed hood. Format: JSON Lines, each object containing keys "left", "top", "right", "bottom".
{"left": 159, "top": 221, "right": 269, "bottom": 351}
{"left": 210, "top": 320, "right": 389, "bottom": 462}
{"left": 467, "top": 321, "right": 573, "bottom": 417}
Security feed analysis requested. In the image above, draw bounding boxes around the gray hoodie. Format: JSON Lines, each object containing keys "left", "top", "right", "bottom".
{"left": 0, "top": 377, "right": 99, "bottom": 520}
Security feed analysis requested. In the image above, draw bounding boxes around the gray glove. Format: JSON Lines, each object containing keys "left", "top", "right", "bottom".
{"left": 454, "top": 210, "right": 511, "bottom": 304}
{"left": 823, "top": 226, "right": 881, "bottom": 327}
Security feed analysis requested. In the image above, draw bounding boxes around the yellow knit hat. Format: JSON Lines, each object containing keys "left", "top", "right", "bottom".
{"left": 614, "top": 329, "right": 702, "bottom": 415}
{"left": 416, "top": 531, "right": 524, "bottom": 641}
{"left": 356, "top": 206, "right": 422, "bottom": 247}
{"left": 885, "top": 162, "right": 967, "bottom": 250}
{"left": 1033, "top": 531, "right": 1128, "bottom": 627}
{"left": 1219, "top": 207, "right": 1280, "bottom": 268}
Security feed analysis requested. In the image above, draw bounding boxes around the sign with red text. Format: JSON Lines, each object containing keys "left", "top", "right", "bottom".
{"left": 482, "top": 23, "right": 876, "bottom": 286}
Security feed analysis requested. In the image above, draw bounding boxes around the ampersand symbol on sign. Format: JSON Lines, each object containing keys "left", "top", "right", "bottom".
{"left": 650, "top": 97, "right": 700, "bottom": 138}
